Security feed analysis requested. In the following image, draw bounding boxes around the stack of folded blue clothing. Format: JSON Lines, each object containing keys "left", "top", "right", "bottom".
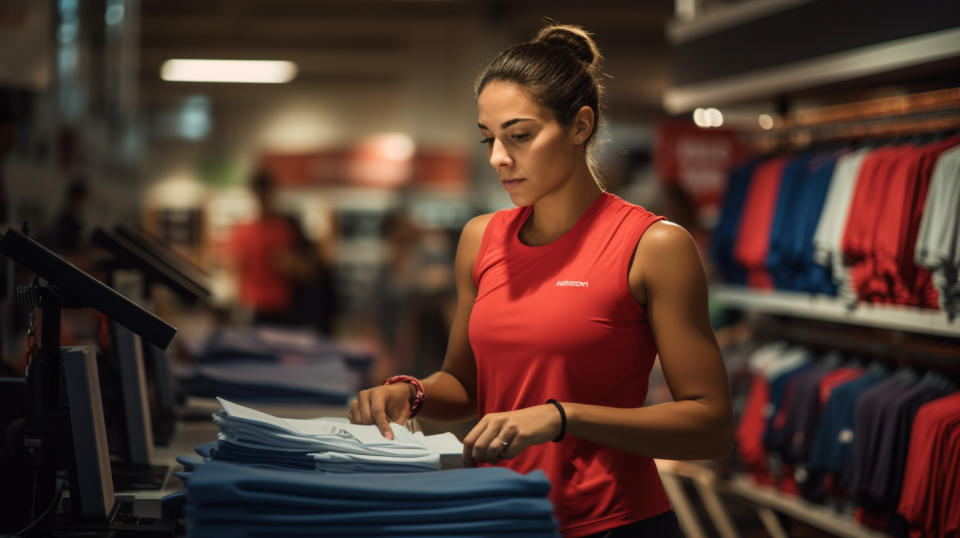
{"left": 197, "top": 325, "right": 373, "bottom": 365}
{"left": 182, "top": 461, "right": 558, "bottom": 537}
{"left": 176, "top": 359, "right": 359, "bottom": 404}
{"left": 201, "top": 398, "right": 463, "bottom": 472}
{"left": 176, "top": 325, "right": 374, "bottom": 404}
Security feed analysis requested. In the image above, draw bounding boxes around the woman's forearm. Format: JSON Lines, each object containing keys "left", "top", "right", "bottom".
{"left": 564, "top": 398, "right": 734, "bottom": 460}
{"left": 418, "top": 370, "right": 477, "bottom": 422}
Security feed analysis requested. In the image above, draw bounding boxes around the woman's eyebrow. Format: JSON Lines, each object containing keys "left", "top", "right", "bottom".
{"left": 477, "top": 118, "right": 535, "bottom": 130}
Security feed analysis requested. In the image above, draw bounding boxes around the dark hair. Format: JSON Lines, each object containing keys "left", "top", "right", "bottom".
{"left": 475, "top": 24, "right": 606, "bottom": 145}
{"left": 250, "top": 169, "right": 275, "bottom": 193}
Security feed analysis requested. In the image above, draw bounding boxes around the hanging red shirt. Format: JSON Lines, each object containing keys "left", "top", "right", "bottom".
{"left": 734, "top": 157, "right": 787, "bottom": 289}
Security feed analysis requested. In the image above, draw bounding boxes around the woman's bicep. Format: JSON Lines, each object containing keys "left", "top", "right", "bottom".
{"left": 636, "top": 223, "right": 730, "bottom": 408}
{"left": 438, "top": 214, "right": 493, "bottom": 401}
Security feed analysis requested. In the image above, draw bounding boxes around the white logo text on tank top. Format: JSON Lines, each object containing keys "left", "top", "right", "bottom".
{"left": 556, "top": 280, "right": 589, "bottom": 288}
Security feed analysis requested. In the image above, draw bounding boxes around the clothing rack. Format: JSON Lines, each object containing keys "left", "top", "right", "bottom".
{"left": 754, "top": 87, "right": 960, "bottom": 148}
{"left": 790, "top": 87, "right": 960, "bottom": 126}
{"left": 748, "top": 315, "right": 960, "bottom": 375}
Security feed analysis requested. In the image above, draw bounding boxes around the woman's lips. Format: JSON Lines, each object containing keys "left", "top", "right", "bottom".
{"left": 501, "top": 178, "right": 525, "bottom": 189}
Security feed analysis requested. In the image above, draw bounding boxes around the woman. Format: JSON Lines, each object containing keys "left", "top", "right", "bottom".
{"left": 349, "top": 23, "right": 733, "bottom": 537}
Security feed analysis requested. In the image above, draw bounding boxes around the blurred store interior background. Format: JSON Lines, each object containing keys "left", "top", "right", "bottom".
{"left": 2, "top": 0, "right": 959, "bottom": 381}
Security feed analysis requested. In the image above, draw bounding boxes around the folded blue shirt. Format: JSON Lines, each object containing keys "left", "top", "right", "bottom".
{"left": 187, "top": 461, "right": 551, "bottom": 503}
{"left": 186, "top": 496, "right": 553, "bottom": 524}
{"left": 188, "top": 518, "right": 558, "bottom": 537}
{"left": 183, "top": 449, "right": 558, "bottom": 537}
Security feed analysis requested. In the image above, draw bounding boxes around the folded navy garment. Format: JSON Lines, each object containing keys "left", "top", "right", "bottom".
{"left": 172, "top": 471, "right": 191, "bottom": 485}
{"left": 213, "top": 440, "right": 318, "bottom": 470}
{"left": 188, "top": 517, "right": 558, "bottom": 537}
{"left": 161, "top": 491, "right": 188, "bottom": 521}
{"left": 187, "top": 461, "right": 551, "bottom": 503}
{"left": 197, "top": 325, "right": 374, "bottom": 367}
{"left": 194, "top": 441, "right": 217, "bottom": 458}
{"left": 176, "top": 454, "right": 204, "bottom": 472}
{"left": 176, "top": 359, "right": 358, "bottom": 404}
{"left": 187, "top": 493, "right": 543, "bottom": 513}
{"left": 186, "top": 496, "right": 553, "bottom": 524}
{"left": 183, "top": 451, "right": 558, "bottom": 537}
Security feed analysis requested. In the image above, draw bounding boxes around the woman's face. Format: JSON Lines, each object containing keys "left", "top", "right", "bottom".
{"left": 477, "top": 81, "right": 579, "bottom": 207}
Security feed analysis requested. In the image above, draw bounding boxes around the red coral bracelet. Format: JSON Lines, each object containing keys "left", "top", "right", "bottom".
{"left": 383, "top": 375, "right": 425, "bottom": 418}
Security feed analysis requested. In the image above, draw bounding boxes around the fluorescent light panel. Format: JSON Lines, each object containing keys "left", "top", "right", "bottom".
{"left": 160, "top": 59, "right": 297, "bottom": 83}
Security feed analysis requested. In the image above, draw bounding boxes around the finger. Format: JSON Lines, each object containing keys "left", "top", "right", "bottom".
{"left": 462, "top": 420, "right": 489, "bottom": 467}
{"left": 347, "top": 400, "right": 359, "bottom": 423}
{"left": 370, "top": 390, "right": 394, "bottom": 440}
{"left": 499, "top": 425, "right": 518, "bottom": 459}
{"left": 356, "top": 390, "right": 373, "bottom": 424}
{"left": 472, "top": 421, "right": 504, "bottom": 463}
{"left": 497, "top": 437, "right": 513, "bottom": 460}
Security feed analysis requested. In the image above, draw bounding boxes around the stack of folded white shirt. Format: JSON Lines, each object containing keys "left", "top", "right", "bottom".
{"left": 209, "top": 398, "right": 463, "bottom": 472}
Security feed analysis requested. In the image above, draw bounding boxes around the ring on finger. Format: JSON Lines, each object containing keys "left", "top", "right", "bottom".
{"left": 498, "top": 438, "right": 511, "bottom": 458}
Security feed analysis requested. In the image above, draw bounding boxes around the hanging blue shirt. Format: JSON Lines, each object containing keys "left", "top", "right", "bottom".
{"left": 711, "top": 160, "right": 759, "bottom": 285}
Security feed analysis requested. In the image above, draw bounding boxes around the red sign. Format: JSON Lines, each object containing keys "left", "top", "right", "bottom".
{"left": 260, "top": 139, "right": 468, "bottom": 190}
{"left": 655, "top": 121, "right": 750, "bottom": 218}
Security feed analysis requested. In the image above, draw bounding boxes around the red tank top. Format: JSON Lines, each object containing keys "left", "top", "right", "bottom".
{"left": 469, "top": 192, "right": 671, "bottom": 536}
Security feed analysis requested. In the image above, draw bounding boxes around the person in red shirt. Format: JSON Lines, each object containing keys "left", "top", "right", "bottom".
{"left": 227, "top": 170, "right": 314, "bottom": 325}
{"left": 349, "top": 24, "right": 733, "bottom": 537}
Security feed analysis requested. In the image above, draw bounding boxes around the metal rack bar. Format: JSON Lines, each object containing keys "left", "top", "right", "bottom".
{"left": 712, "top": 285, "right": 960, "bottom": 339}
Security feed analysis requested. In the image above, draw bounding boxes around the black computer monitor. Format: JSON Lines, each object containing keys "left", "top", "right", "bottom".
{"left": 0, "top": 228, "right": 176, "bottom": 349}
{"left": 0, "top": 228, "right": 177, "bottom": 534}
{"left": 60, "top": 346, "right": 114, "bottom": 520}
{"left": 114, "top": 224, "right": 212, "bottom": 299}
{"left": 92, "top": 228, "right": 193, "bottom": 446}
{"left": 92, "top": 228, "right": 204, "bottom": 305}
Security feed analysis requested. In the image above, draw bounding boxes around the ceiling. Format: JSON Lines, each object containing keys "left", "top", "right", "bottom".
{"left": 138, "top": 0, "right": 676, "bottom": 122}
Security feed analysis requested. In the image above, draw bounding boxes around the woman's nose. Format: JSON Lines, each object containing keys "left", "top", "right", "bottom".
{"left": 488, "top": 139, "right": 512, "bottom": 169}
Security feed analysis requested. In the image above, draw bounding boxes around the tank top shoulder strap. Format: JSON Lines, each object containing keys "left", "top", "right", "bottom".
{"left": 600, "top": 196, "right": 666, "bottom": 265}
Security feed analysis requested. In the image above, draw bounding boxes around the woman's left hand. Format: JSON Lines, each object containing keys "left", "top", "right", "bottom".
{"left": 462, "top": 404, "right": 562, "bottom": 466}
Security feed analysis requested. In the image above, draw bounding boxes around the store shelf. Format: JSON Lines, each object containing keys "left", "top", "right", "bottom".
{"left": 711, "top": 285, "right": 960, "bottom": 338}
{"left": 663, "top": 26, "right": 960, "bottom": 113}
{"left": 724, "top": 474, "right": 888, "bottom": 538}
{"left": 658, "top": 461, "right": 888, "bottom": 538}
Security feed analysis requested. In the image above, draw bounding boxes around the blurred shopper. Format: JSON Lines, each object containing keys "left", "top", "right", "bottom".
{"left": 374, "top": 210, "right": 454, "bottom": 379}
{"left": 286, "top": 213, "right": 339, "bottom": 335}
{"left": 227, "top": 170, "right": 314, "bottom": 325}
{"left": 350, "top": 23, "right": 732, "bottom": 537}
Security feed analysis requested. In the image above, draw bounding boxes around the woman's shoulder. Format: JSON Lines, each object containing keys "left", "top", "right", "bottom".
{"left": 634, "top": 221, "right": 702, "bottom": 276}
{"left": 461, "top": 212, "right": 495, "bottom": 241}
{"left": 461, "top": 205, "right": 525, "bottom": 241}
{"left": 638, "top": 220, "right": 694, "bottom": 250}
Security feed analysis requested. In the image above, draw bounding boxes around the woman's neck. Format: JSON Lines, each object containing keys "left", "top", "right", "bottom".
{"left": 522, "top": 170, "right": 603, "bottom": 246}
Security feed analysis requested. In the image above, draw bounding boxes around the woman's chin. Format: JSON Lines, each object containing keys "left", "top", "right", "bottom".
{"left": 506, "top": 192, "right": 534, "bottom": 208}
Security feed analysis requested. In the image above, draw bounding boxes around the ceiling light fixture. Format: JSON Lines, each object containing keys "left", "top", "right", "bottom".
{"left": 160, "top": 59, "right": 298, "bottom": 83}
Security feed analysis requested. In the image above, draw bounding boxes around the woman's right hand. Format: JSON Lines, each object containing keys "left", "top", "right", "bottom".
{"left": 347, "top": 382, "right": 415, "bottom": 440}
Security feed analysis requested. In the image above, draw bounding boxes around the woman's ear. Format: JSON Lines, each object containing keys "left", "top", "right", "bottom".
{"left": 572, "top": 106, "right": 595, "bottom": 144}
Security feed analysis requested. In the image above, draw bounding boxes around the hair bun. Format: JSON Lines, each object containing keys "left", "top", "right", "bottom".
{"left": 533, "top": 24, "right": 601, "bottom": 70}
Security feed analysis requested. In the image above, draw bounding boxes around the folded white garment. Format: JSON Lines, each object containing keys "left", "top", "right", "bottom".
{"left": 213, "top": 398, "right": 463, "bottom": 471}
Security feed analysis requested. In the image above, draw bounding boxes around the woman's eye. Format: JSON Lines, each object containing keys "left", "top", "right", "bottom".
{"left": 511, "top": 133, "right": 530, "bottom": 142}
{"left": 479, "top": 137, "right": 493, "bottom": 145}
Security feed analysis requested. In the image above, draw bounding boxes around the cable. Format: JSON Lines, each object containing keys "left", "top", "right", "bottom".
{"left": 9, "top": 475, "right": 65, "bottom": 537}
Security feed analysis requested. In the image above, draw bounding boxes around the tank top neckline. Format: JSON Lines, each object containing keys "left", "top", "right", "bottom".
{"left": 511, "top": 192, "right": 613, "bottom": 252}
